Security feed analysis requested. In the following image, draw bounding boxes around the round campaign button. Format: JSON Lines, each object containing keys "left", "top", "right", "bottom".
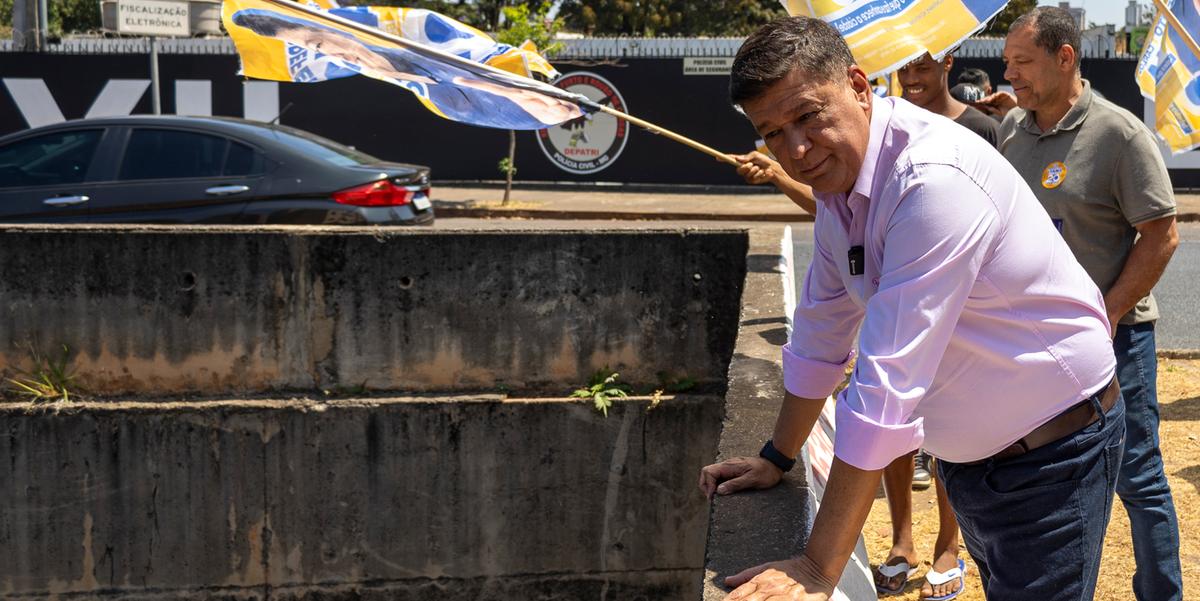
{"left": 1041, "top": 161, "right": 1068, "bottom": 189}
{"left": 536, "top": 72, "right": 629, "bottom": 175}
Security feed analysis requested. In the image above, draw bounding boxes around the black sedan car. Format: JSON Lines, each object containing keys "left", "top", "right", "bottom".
{"left": 0, "top": 115, "right": 433, "bottom": 225}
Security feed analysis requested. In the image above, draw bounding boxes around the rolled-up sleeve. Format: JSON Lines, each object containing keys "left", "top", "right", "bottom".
{"left": 784, "top": 218, "right": 863, "bottom": 399}
{"left": 834, "top": 164, "right": 1001, "bottom": 470}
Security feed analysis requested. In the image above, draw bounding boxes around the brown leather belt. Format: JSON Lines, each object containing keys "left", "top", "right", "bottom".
{"left": 974, "top": 377, "right": 1120, "bottom": 464}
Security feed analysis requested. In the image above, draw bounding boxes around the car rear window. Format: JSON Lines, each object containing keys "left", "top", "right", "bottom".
{"left": 121, "top": 129, "right": 229, "bottom": 180}
{"left": 259, "top": 126, "right": 377, "bottom": 166}
{"left": 224, "top": 141, "right": 264, "bottom": 176}
{"left": 0, "top": 129, "right": 103, "bottom": 187}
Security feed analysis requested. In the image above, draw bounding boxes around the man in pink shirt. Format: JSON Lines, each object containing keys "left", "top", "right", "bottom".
{"left": 699, "top": 16, "right": 1123, "bottom": 601}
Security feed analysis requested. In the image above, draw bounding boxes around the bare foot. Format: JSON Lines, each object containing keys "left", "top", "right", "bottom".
{"left": 874, "top": 547, "right": 917, "bottom": 594}
{"left": 920, "top": 549, "right": 963, "bottom": 600}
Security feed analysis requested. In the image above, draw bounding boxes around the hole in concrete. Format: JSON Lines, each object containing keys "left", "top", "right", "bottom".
{"left": 179, "top": 272, "right": 197, "bottom": 291}
{"left": 398, "top": 276, "right": 414, "bottom": 289}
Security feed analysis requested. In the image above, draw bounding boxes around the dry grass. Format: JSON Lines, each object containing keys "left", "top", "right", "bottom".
{"left": 863, "top": 358, "right": 1200, "bottom": 601}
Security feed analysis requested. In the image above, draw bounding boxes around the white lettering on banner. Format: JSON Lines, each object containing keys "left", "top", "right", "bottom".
{"left": 1, "top": 78, "right": 280, "bottom": 127}
{"left": 683, "top": 57, "right": 734, "bottom": 76}
{"left": 115, "top": 0, "right": 190, "bottom": 36}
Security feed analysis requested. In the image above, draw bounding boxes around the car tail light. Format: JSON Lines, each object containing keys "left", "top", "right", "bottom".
{"left": 332, "top": 179, "right": 416, "bottom": 207}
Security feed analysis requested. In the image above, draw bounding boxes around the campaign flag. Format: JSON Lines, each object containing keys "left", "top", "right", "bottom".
{"left": 325, "top": 6, "right": 560, "bottom": 79}
{"left": 1136, "top": 0, "right": 1200, "bottom": 154}
{"left": 780, "top": 0, "right": 1009, "bottom": 78}
{"left": 222, "top": 0, "right": 592, "bottom": 130}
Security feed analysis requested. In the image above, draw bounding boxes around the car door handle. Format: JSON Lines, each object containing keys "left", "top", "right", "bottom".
{"left": 206, "top": 185, "right": 250, "bottom": 196}
{"left": 43, "top": 195, "right": 89, "bottom": 206}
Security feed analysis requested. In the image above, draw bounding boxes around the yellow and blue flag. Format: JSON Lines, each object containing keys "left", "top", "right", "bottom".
{"left": 222, "top": 0, "right": 590, "bottom": 130}
{"left": 1136, "top": 0, "right": 1200, "bottom": 154}
{"left": 780, "top": 0, "right": 1009, "bottom": 78}
{"left": 325, "top": 6, "right": 560, "bottom": 79}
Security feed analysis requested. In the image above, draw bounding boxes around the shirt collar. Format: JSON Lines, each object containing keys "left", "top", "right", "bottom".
{"left": 851, "top": 96, "right": 891, "bottom": 201}
{"left": 1018, "top": 79, "right": 1092, "bottom": 135}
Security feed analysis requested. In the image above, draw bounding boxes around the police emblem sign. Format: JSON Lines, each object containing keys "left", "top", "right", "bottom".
{"left": 537, "top": 72, "right": 629, "bottom": 174}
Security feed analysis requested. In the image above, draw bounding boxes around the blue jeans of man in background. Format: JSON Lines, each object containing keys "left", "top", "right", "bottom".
{"left": 938, "top": 391, "right": 1125, "bottom": 601}
{"left": 1114, "top": 322, "right": 1183, "bottom": 601}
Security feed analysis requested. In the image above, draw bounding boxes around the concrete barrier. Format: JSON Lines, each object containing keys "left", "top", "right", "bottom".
{"left": 0, "top": 226, "right": 746, "bottom": 396}
{"left": 0, "top": 226, "right": 748, "bottom": 600}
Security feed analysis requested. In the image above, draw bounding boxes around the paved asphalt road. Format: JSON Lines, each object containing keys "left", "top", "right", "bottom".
{"left": 789, "top": 223, "right": 1200, "bottom": 351}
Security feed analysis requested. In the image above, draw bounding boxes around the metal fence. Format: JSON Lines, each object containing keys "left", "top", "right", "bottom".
{"left": 0, "top": 34, "right": 1137, "bottom": 59}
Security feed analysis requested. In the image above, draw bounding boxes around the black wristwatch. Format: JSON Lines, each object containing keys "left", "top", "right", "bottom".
{"left": 759, "top": 439, "right": 796, "bottom": 473}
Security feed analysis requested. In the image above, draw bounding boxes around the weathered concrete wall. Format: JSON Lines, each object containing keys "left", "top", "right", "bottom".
{"left": 0, "top": 226, "right": 748, "bottom": 600}
{"left": 0, "top": 395, "right": 721, "bottom": 599}
{"left": 0, "top": 226, "right": 747, "bottom": 396}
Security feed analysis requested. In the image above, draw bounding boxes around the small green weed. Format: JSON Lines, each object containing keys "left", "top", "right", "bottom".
{"left": 572, "top": 369, "right": 630, "bottom": 417}
{"left": 6, "top": 343, "right": 77, "bottom": 405}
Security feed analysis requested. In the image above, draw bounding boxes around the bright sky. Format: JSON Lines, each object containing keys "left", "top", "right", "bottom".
{"left": 1039, "top": 0, "right": 1142, "bottom": 28}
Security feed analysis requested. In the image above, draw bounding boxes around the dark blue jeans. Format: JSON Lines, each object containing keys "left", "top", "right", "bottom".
{"left": 938, "top": 392, "right": 1125, "bottom": 601}
{"left": 1113, "top": 322, "right": 1183, "bottom": 601}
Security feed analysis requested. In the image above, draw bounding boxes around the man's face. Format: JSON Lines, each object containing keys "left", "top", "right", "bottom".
{"left": 897, "top": 53, "right": 947, "bottom": 109}
{"left": 741, "top": 66, "right": 873, "bottom": 194}
{"left": 1003, "top": 25, "right": 1073, "bottom": 111}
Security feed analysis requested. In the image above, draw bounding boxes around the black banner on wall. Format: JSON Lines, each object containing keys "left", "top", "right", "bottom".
{"left": 1, "top": 52, "right": 1196, "bottom": 187}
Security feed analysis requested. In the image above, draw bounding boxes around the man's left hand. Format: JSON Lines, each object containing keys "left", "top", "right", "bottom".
{"left": 724, "top": 556, "right": 837, "bottom": 600}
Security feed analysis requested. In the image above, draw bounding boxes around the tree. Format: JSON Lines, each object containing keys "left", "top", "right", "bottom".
{"left": 52, "top": 0, "right": 101, "bottom": 35}
{"left": 982, "top": 0, "right": 1037, "bottom": 36}
{"left": 493, "top": 1, "right": 563, "bottom": 205}
{"left": 558, "top": 0, "right": 786, "bottom": 37}
{"left": 355, "top": 0, "right": 524, "bottom": 32}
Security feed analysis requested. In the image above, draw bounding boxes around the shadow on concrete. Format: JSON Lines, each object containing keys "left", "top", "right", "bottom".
{"left": 746, "top": 254, "right": 784, "bottom": 274}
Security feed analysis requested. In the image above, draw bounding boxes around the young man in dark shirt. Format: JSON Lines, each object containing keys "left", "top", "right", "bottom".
{"left": 898, "top": 52, "right": 998, "bottom": 148}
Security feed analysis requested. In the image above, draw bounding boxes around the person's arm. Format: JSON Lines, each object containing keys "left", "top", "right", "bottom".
{"left": 975, "top": 90, "right": 1017, "bottom": 118}
{"left": 733, "top": 151, "right": 817, "bottom": 214}
{"left": 1104, "top": 127, "right": 1180, "bottom": 329}
{"left": 698, "top": 392, "right": 827, "bottom": 497}
{"left": 724, "top": 458, "right": 882, "bottom": 599}
{"left": 699, "top": 217, "right": 861, "bottom": 498}
{"left": 1104, "top": 215, "right": 1178, "bottom": 329}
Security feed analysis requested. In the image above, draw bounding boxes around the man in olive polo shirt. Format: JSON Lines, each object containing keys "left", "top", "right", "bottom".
{"left": 980, "top": 7, "right": 1182, "bottom": 600}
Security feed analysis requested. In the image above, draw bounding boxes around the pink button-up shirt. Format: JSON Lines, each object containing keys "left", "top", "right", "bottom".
{"left": 785, "top": 97, "right": 1116, "bottom": 468}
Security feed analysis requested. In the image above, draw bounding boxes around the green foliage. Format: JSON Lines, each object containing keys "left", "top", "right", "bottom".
{"left": 5, "top": 343, "right": 78, "bottom": 405}
{"left": 1128, "top": 25, "right": 1151, "bottom": 56}
{"left": 982, "top": 0, "right": 1037, "bottom": 36}
{"left": 559, "top": 0, "right": 786, "bottom": 36}
{"left": 497, "top": 156, "right": 517, "bottom": 177}
{"left": 350, "top": 0, "right": 522, "bottom": 32}
{"left": 495, "top": 1, "right": 563, "bottom": 57}
{"left": 571, "top": 369, "right": 630, "bottom": 417}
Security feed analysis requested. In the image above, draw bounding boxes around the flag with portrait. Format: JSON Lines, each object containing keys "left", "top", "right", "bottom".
{"left": 780, "top": 0, "right": 1008, "bottom": 78}
{"left": 222, "top": 0, "right": 590, "bottom": 130}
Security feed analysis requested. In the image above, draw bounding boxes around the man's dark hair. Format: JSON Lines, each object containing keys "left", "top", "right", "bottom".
{"left": 957, "top": 67, "right": 990, "bottom": 89}
{"left": 1010, "top": 6, "right": 1082, "bottom": 71}
{"left": 730, "top": 16, "right": 855, "bottom": 106}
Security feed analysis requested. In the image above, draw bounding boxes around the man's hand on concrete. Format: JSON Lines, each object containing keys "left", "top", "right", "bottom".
{"left": 734, "top": 152, "right": 781, "bottom": 186}
{"left": 975, "top": 91, "right": 1017, "bottom": 118}
{"left": 723, "top": 555, "right": 836, "bottom": 600}
{"left": 698, "top": 456, "right": 783, "bottom": 498}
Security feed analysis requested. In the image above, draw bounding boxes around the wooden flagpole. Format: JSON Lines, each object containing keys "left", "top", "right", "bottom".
{"left": 597, "top": 105, "right": 739, "bottom": 166}
{"left": 1149, "top": 0, "right": 1200, "bottom": 60}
